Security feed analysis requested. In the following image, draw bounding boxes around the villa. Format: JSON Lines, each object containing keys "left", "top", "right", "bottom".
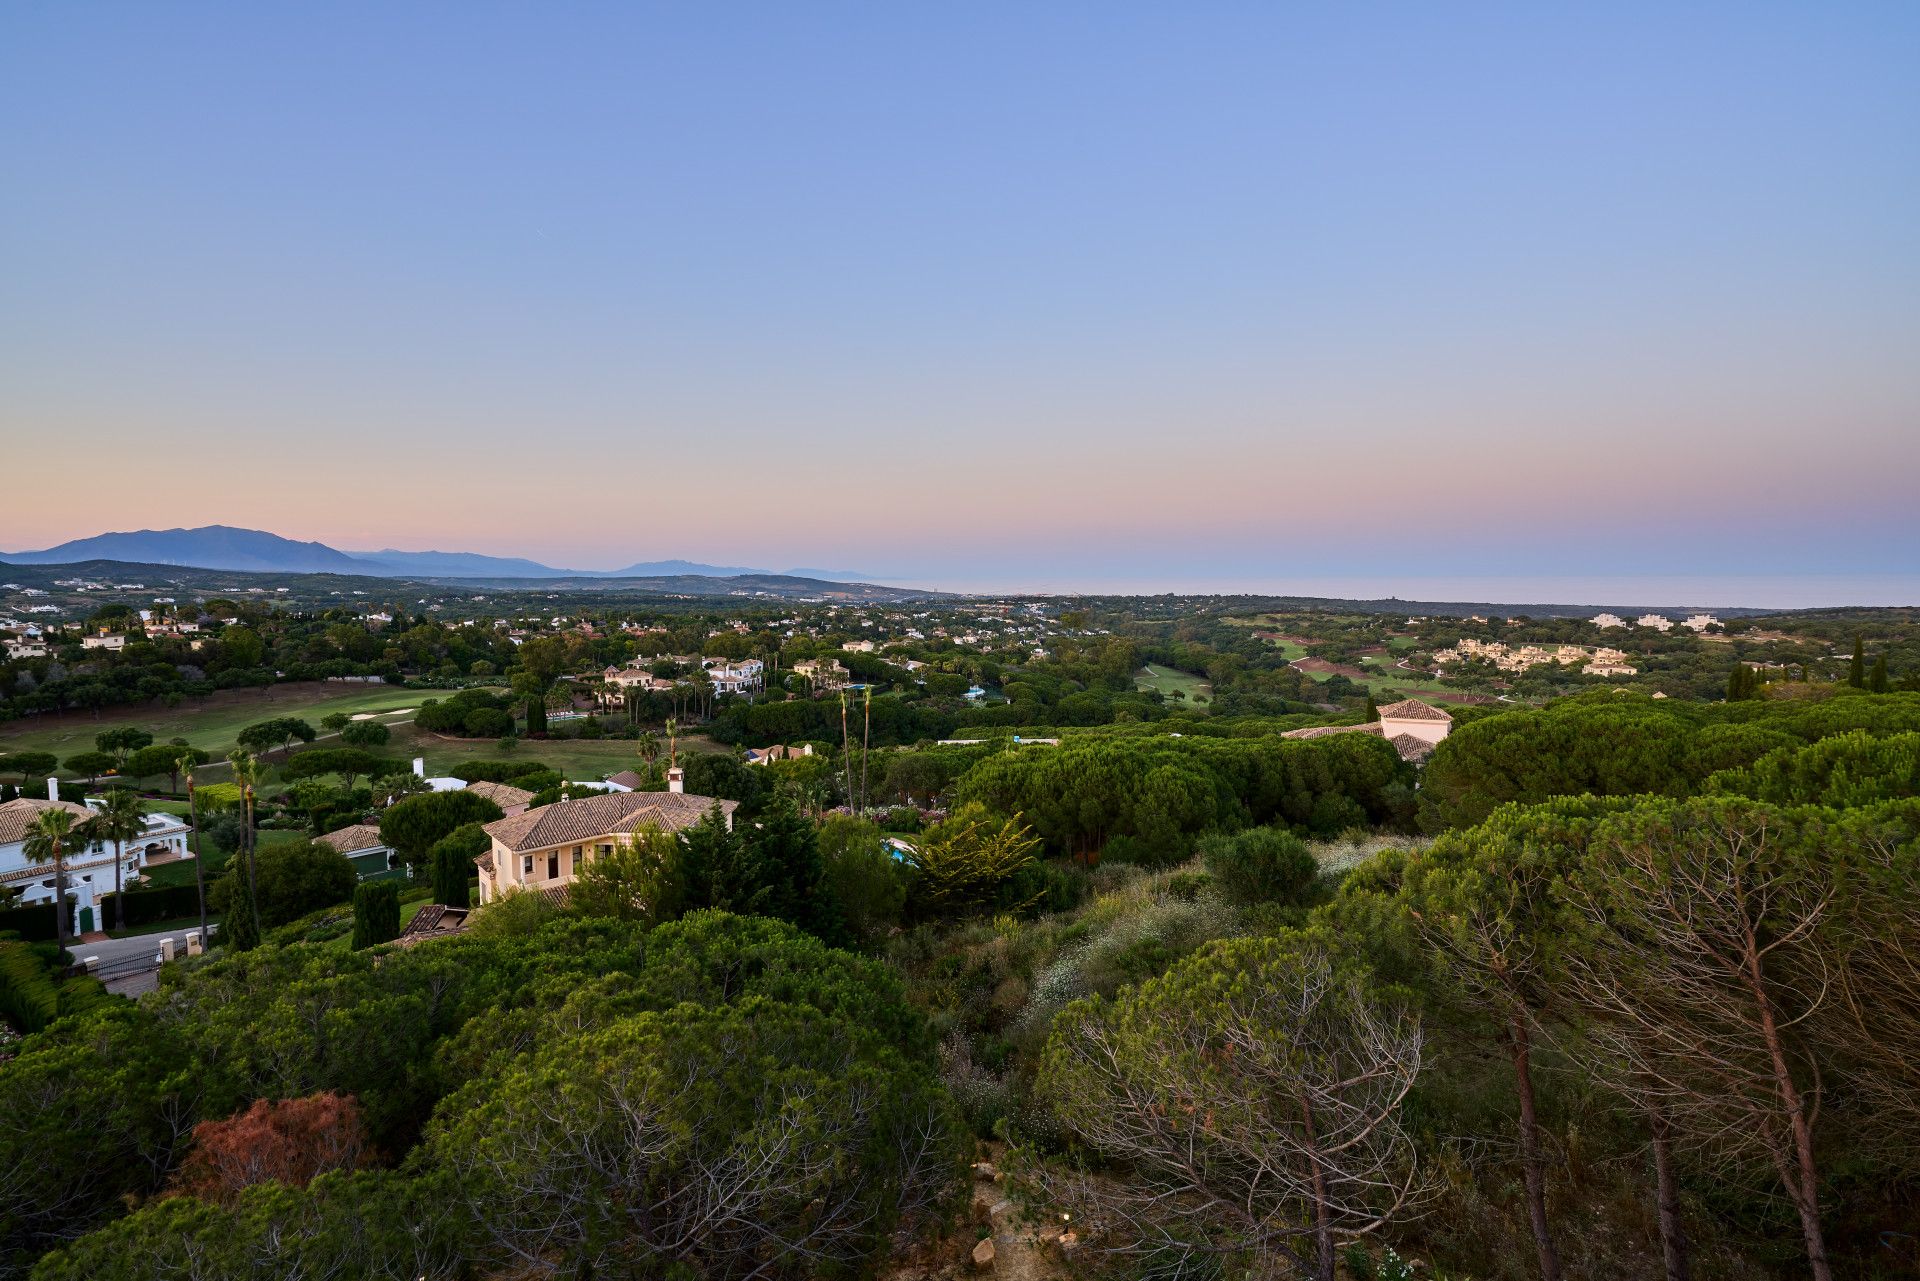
{"left": 1280, "top": 698, "right": 1454, "bottom": 763}
{"left": 0, "top": 791, "right": 192, "bottom": 932}
{"left": 475, "top": 768, "right": 736, "bottom": 904}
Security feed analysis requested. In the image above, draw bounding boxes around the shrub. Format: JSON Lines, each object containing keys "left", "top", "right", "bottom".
{"left": 1199, "top": 826, "right": 1318, "bottom": 908}
{"left": 167, "top": 1092, "right": 370, "bottom": 1205}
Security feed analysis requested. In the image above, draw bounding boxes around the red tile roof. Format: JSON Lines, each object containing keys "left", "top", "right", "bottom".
{"left": 1376, "top": 698, "right": 1453, "bottom": 722}
{"left": 481, "top": 790, "right": 736, "bottom": 853}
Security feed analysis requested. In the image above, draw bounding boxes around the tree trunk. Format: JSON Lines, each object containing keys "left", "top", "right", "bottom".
{"left": 244, "top": 797, "right": 263, "bottom": 940}
{"left": 1650, "top": 1108, "right": 1689, "bottom": 1281}
{"left": 1742, "top": 934, "right": 1831, "bottom": 1281}
{"left": 1509, "top": 1015, "right": 1564, "bottom": 1281}
{"left": 191, "top": 805, "right": 211, "bottom": 946}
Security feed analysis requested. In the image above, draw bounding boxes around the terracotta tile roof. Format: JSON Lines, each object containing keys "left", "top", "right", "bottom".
{"left": 606, "top": 770, "right": 646, "bottom": 790}
{"left": 395, "top": 904, "right": 471, "bottom": 946}
{"left": 463, "top": 780, "right": 534, "bottom": 807}
{"left": 536, "top": 884, "right": 572, "bottom": 907}
{"left": 1280, "top": 722, "right": 1385, "bottom": 741}
{"left": 475, "top": 850, "right": 494, "bottom": 874}
{"left": 1375, "top": 698, "right": 1453, "bottom": 722}
{"left": 482, "top": 790, "right": 736, "bottom": 853}
{"left": 0, "top": 798, "right": 97, "bottom": 846}
{"left": 315, "top": 823, "right": 387, "bottom": 855}
{"left": 1387, "top": 733, "right": 1438, "bottom": 763}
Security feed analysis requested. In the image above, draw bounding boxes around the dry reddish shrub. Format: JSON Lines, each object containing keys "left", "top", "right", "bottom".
{"left": 169, "top": 1091, "right": 370, "bottom": 1203}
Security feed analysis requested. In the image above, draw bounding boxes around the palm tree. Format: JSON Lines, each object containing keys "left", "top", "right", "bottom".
{"left": 185, "top": 765, "right": 212, "bottom": 947}
{"left": 637, "top": 731, "right": 660, "bottom": 767}
{"left": 89, "top": 786, "right": 147, "bottom": 933}
{"left": 22, "top": 806, "right": 79, "bottom": 945}
{"left": 664, "top": 717, "right": 679, "bottom": 769}
{"left": 227, "top": 750, "right": 264, "bottom": 941}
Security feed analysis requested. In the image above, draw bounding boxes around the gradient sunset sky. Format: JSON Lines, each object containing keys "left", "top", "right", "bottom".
{"left": 3, "top": 5, "right": 1916, "bottom": 604}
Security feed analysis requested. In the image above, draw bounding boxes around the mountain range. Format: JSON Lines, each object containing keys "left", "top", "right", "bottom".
{"left": 1, "top": 526, "right": 878, "bottom": 583}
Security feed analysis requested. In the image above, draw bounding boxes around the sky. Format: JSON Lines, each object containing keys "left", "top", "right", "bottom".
{"left": 2, "top": 4, "right": 1917, "bottom": 605}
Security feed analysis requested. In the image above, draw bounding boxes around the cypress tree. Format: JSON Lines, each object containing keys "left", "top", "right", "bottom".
{"left": 351, "top": 880, "right": 402, "bottom": 949}
{"left": 1870, "top": 655, "right": 1890, "bottom": 694}
{"left": 525, "top": 694, "right": 547, "bottom": 737}
{"left": 1363, "top": 693, "right": 1379, "bottom": 722}
{"left": 1850, "top": 637, "right": 1866, "bottom": 688}
{"left": 432, "top": 841, "right": 472, "bottom": 908}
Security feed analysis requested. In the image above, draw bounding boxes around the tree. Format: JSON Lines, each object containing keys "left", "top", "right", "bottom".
{"left": 1364, "top": 691, "right": 1379, "bottom": 722}
{"left": 94, "top": 726, "right": 153, "bottom": 766}
{"left": 429, "top": 824, "right": 489, "bottom": 908}
{"left": 211, "top": 839, "right": 356, "bottom": 931}
{"left": 22, "top": 806, "right": 83, "bottom": 944}
{"left": 569, "top": 826, "right": 679, "bottom": 924}
{"left": 0, "top": 750, "right": 58, "bottom": 785}
{"left": 379, "top": 790, "right": 504, "bottom": 871}
{"left": 1398, "top": 801, "right": 1622, "bottom": 1281}
{"left": 88, "top": 786, "right": 147, "bottom": 932}
{"left": 818, "top": 816, "right": 906, "bottom": 943}
{"left": 339, "top": 720, "right": 390, "bottom": 748}
{"left": 61, "top": 750, "right": 117, "bottom": 782}
{"left": 1559, "top": 798, "right": 1845, "bottom": 1281}
{"left": 351, "top": 880, "right": 402, "bottom": 949}
{"left": 1849, "top": 636, "right": 1865, "bottom": 688}
{"left": 125, "top": 742, "right": 210, "bottom": 793}
{"left": 239, "top": 717, "right": 316, "bottom": 758}
{"left": 900, "top": 806, "right": 1043, "bottom": 920}
{"left": 674, "top": 804, "right": 776, "bottom": 918}
{"left": 167, "top": 1093, "right": 371, "bottom": 1205}
{"left": 1030, "top": 935, "right": 1428, "bottom": 1281}
{"left": 320, "top": 712, "right": 352, "bottom": 735}
{"left": 1869, "top": 654, "right": 1890, "bottom": 693}
{"left": 227, "top": 751, "right": 265, "bottom": 943}
{"left": 425, "top": 998, "right": 959, "bottom": 1279}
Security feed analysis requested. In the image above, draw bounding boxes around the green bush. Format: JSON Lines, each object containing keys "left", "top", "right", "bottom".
{"left": 1198, "top": 826, "right": 1317, "bottom": 907}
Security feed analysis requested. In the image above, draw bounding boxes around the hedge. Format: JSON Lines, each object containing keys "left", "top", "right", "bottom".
{"left": 97, "top": 884, "right": 207, "bottom": 929}
{"left": 0, "top": 902, "right": 58, "bottom": 943}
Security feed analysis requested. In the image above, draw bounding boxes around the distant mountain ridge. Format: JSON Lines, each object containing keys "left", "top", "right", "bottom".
{"left": 4, "top": 526, "right": 877, "bottom": 583}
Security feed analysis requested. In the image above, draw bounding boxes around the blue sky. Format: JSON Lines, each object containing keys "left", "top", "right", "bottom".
{"left": 2, "top": 4, "right": 1916, "bottom": 604}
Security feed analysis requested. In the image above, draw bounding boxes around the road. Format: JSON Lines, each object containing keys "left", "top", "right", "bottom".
{"left": 73, "top": 922, "right": 218, "bottom": 972}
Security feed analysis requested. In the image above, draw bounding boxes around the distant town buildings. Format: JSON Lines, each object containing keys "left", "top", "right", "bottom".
{"left": 1590, "top": 613, "right": 1627, "bottom": 629}
{"left": 1431, "top": 639, "right": 1638, "bottom": 676}
{"left": 1636, "top": 614, "right": 1674, "bottom": 633}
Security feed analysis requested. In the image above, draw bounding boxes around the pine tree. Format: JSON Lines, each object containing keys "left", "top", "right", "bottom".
{"left": 1850, "top": 637, "right": 1866, "bottom": 688}
{"left": 1869, "top": 655, "right": 1890, "bottom": 694}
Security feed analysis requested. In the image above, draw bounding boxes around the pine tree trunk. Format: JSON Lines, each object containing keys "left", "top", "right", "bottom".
{"left": 1650, "top": 1108, "right": 1689, "bottom": 1281}
{"left": 1742, "top": 932, "right": 1831, "bottom": 1281}
{"left": 1509, "top": 1016, "right": 1564, "bottom": 1281}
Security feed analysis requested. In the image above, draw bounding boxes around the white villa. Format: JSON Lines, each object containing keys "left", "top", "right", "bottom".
{"left": 1636, "top": 614, "right": 1675, "bottom": 632}
{"left": 792, "top": 658, "right": 851, "bottom": 692}
{"left": 1681, "top": 613, "right": 1720, "bottom": 632}
{"left": 1590, "top": 613, "right": 1627, "bottom": 629}
{"left": 1280, "top": 698, "right": 1455, "bottom": 763}
{"left": 0, "top": 792, "right": 192, "bottom": 932}
{"left": 475, "top": 769, "right": 736, "bottom": 905}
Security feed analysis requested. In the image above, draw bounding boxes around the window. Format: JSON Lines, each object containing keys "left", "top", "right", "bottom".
{"left": 547, "top": 854, "right": 560, "bottom": 880}
{"left": 521, "top": 855, "right": 534, "bottom": 877}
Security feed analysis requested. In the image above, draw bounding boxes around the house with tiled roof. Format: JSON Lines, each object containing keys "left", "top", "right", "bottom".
{"left": 475, "top": 769, "right": 736, "bottom": 905}
{"left": 463, "top": 779, "right": 534, "bottom": 816}
{"left": 316, "top": 823, "right": 396, "bottom": 879}
{"left": 1279, "top": 698, "right": 1453, "bottom": 763}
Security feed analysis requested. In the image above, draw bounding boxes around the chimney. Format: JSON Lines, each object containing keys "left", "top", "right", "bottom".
{"left": 413, "top": 757, "right": 425, "bottom": 778}
{"left": 48, "top": 776, "right": 60, "bottom": 802}
{"left": 667, "top": 766, "right": 685, "bottom": 794}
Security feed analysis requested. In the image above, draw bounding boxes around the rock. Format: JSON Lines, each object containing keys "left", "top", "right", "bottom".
{"left": 972, "top": 1161, "right": 997, "bottom": 1181}
{"left": 1057, "top": 1230, "right": 1080, "bottom": 1255}
{"left": 971, "top": 1237, "right": 996, "bottom": 1271}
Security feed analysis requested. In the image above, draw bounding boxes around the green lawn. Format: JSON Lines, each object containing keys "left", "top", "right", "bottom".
{"left": 386, "top": 721, "right": 724, "bottom": 782}
{"left": 0, "top": 683, "right": 438, "bottom": 765}
{"left": 1135, "top": 665, "right": 1213, "bottom": 704}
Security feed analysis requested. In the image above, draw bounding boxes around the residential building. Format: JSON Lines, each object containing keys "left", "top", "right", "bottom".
{"left": 0, "top": 793, "right": 192, "bottom": 931}
{"left": 475, "top": 771, "right": 737, "bottom": 904}
{"left": 1681, "top": 613, "right": 1720, "bottom": 632}
{"left": 744, "top": 744, "right": 815, "bottom": 766}
{"left": 316, "top": 823, "right": 397, "bottom": 879}
{"left": 464, "top": 780, "right": 534, "bottom": 817}
{"left": 1591, "top": 613, "right": 1627, "bottom": 629}
{"left": 4, "top": 640, "right": 47, "bottom": 660}
{"left": 792, "top": 658, "right": 851, "bottom": 692}
{"left": 1636, "top": 614, "right": 1674, "bottom": 632}
{"left": 1280, "top": 698, "right": 1454, "bottom": 763}
{"left": 81, "top": 633, "right": 126, "bottom": 651}
{"left": 704, "top": 657, "right": 764, "bottom": 695}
